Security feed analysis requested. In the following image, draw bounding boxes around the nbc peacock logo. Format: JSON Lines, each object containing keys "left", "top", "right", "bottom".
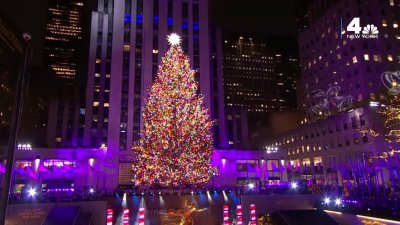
{"left": 361, "top": 24, "right": 379, "bottom": 38}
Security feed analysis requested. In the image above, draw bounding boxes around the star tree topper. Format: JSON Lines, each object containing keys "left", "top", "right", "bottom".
{"left": 167, "top": 33, "right": 181, "bottom": 46}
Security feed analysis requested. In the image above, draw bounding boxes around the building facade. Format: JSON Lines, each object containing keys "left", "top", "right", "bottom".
{"left": 44, "top": 0, "right": 87, "bottom": 148}
{"left": 7, "top": 147, "right": 284, "bottom": 191}
{"left": 296, "top": 0, "right": 399, "bottom": 114}
{"left": 258, "top": 0, "right": 400, "bottom": 188}
{"left": 223, "top": 37, "right": 280, "bottom": 112}
{"left": 83, "top": 0, "right": 228, "bottom": 186}
{"left": 223, "top": 37, "right": 300, "bottom": 148}
{"left": 44, "top": 0, "right": 84, "bottom": 83}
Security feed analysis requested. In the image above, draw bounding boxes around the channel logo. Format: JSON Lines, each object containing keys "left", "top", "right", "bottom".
{"left": 342, "top": 17, "right": 379, "bottom": 39}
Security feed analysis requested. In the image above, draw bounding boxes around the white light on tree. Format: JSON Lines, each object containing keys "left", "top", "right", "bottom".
{"left": 248, "top": 183, "right": 255, "bottom": 189}
{"left": 167, "top": 33, "right": 181, "bottom": 46}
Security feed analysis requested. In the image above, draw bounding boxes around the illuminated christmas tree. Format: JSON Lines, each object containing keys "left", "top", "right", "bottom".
{"left": 358, "top": 96, "right": 400, "bottom": 145}
{"left": 132, "top": 34, "right": 217, "bottom": 187}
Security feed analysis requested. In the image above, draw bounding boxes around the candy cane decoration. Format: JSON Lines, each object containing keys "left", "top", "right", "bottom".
{"left": 223, "top": 205, "right": 229, "bottom": 225}
{"left": 236, "top": 205, "right": 243, "bottom": 225}
{"left": 250, "top": 204, "right": 256, "bottom": 225}
{"left": 138, "top": 208, "right": 145, "bottom": 225}
{"left": 122, "top": 208, "right": 129, "bottom": 225}
{"left": 106, "top": 209, "right": 113, "bottom": 225}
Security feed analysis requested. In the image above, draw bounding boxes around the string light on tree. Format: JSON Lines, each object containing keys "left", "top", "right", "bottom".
{"left": 132, "top": 34, "right": 217, "bottom": 187}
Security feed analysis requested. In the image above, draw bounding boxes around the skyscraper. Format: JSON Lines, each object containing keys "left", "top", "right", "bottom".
{"left": 84, "top": 0, "right": 227, "bottom": 186}
{"left": 44, "top": 0, "right": 86, "bottom": 148}
{"left": 44, "top": 0, "right": 84, "bottom": 84}
{"left": 223, "top": 37, "right": 299, "bottom": 112}
{"left": 223, "top": 37, "right": 299, "bottom": 148}
{"left": 223, "top": 37, "right": 280, "bottom": 113}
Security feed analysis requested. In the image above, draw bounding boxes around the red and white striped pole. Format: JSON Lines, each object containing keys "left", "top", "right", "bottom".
{"left": 122, "top": 208, "right": 129, "bottom": 225}
{"left": 236, "top": 205, "right": 243, "bottom": 225}
{"left": 138, "top": 208, "right": 145, "bottom": 225}
{"left": 223, "top": 205, "right": 230, "bottom": 225}
{"left": 106, "top": 209, "right": 113, "bottom": 225}
{"left": 250, "top": 204, "right": 257, "bottom": 225}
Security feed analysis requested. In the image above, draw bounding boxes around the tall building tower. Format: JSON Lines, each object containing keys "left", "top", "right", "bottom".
{"left": 44, "top": 0, "right": 84, "bottom": 84}
{"left": 44, "top": 0, "right": 86, "bottom": 148}
{"left": 223, "top": 37, "right": 280, "bottom": 112}
{"left": 84, "top": 0, "right": 227, "bottom": 186}
{"left": 223, "top": 37, "right": 299, "bottom": 149}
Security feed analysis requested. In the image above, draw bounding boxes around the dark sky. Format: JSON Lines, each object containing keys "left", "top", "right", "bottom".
{"left": 211, "top": 0, "right": 297, "bottom": 37}
{"left": 0, "top": 0, "right": 49, "bottom": 66}
{"left": 0, "top": 0, "right": 297, "bottom": 67}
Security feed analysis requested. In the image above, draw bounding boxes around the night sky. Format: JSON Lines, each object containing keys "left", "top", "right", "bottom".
{"left": 0, "top": 0, "right": 297, "bottom": 67}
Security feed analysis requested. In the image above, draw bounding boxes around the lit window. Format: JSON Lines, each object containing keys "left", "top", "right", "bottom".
{"left": 390, "top": 0, "right": 395, "bottom": 6}
{"left": 95, "top": 59, "right": 101, "bottom": 63}
{"left": 93, "top": 102, "right": 99, "bottom": 107}
{"left": 364, "top": 54, "right": 369, "bottom": 61}
{"left": 370, "top": 93, "right": 375, "bottom": 99}
{"left": 382, "top": 20, "right": 387, "bottom": 27}
{"left": 352, "top": 56, "right": 358, "bottom": 63}
{"left": 104, "top": 103, "right": 110, "bottom": 107}
{"left": 123, "top": 44, "right": 130, "bottom": 52}
{"left": 373, "top": 55, "right": 380, "bottom": 62}
{"left": 388, "top": 55, "right": 393, "bottom": 61}
{"left": 152, "top": 49, "right": 158, "bottom": 54}
{"left": 394, "top": 22, "right": 399, "bottom": 28}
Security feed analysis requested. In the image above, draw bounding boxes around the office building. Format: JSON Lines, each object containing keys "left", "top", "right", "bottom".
{"left": 44, "top": 0, "right": 88, "bottom": 148}
{"left": 44, "top": 0, "right": 84, "bottom": 83}
{"left": 258, "top": 0, "right": 400, "bottom": 186}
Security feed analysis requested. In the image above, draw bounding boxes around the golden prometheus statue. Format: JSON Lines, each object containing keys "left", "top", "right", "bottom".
{"left": 161, "top": 201, "right": 207, "bottom": 225}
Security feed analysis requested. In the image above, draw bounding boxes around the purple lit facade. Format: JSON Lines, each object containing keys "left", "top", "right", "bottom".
{"left": 9, "top": 148, "right": 281, "bottom": 190}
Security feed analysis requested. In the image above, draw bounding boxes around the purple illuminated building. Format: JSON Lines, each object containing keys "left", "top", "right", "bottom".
{"left": 257, "top": 0, "right": 400, "bottom": 186}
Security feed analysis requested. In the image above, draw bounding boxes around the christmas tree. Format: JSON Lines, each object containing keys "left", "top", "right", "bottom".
{"left": 132, "top": 34, "right": 217, "bottom": 187}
